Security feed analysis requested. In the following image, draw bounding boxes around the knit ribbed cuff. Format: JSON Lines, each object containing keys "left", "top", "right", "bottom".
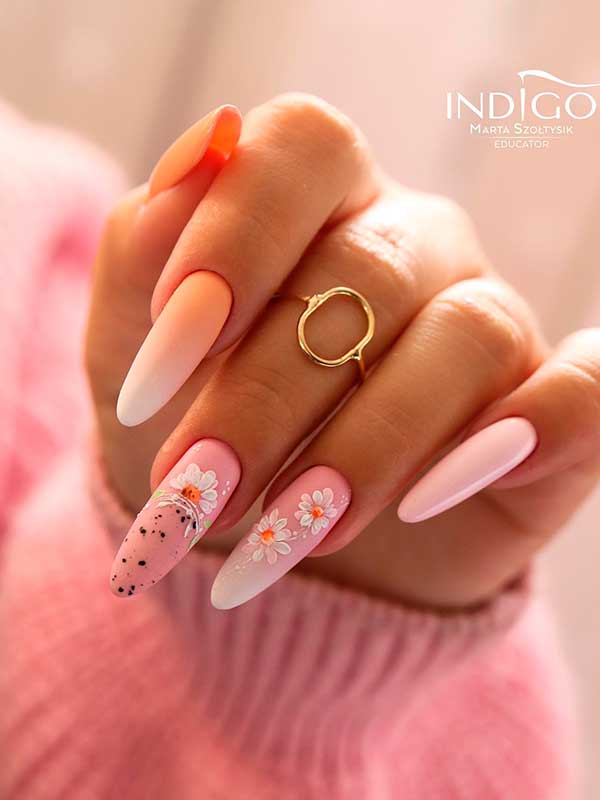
{"left": 80, "top": 432, "right": 536, "bottom": 789}
{"left": 0, "top": 441, "right": 542, "bottom": 800}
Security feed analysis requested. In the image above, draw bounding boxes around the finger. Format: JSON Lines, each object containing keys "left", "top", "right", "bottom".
{"left": 382, "top": 328, "right": 600, "bottom": 607}
{"left": 150, "top": 93, "right": 380, "bottom": 328}
{"left": 152, "top": 192, "right": 487, "bottom": 527}
{"left": 86, "top": 107, "right": 241, "bottom": 406}
{"left": 209, "top": 278, "right": 544, "bottom": 608}
{"left": 95, "top": 104, "right": 241, "bottom": 301}
{"left": 117, "top": 94, "right": 382, "bottom": 427}
{"left": 463, "top": 327, "right": 600, "bottom": 528}
{"left": 396, "top": 326, "right": 600, "bottom": 526}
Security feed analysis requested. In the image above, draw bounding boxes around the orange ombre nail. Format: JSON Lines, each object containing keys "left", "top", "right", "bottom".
{"left": 147, "top": 104, "right": 242, "bottom": 200}
{"left": 116, "top": 107, "right": 241, "bottom": 427}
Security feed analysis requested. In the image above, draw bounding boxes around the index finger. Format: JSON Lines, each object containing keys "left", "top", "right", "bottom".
{"left": 117, "top": 94, "right": 380, "bottom": 427}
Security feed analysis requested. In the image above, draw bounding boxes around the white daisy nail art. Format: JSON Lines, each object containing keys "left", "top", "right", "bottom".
{"left": 211, "top": 467, "right": 351, "bottom": 609}
{"left": 152, "top": 463, "right": 219, "bottom": 547}
{"left": 242, "top": 509, "right": 292, "bottom": 565}
{"left": 111, "top": 439, "right": 241, "bottom": 597}
{"left": 294, "top": 488, "right": 338, "bottom": 535}
{"left": 169, "top": 463, "right": 219, "bottom": 514}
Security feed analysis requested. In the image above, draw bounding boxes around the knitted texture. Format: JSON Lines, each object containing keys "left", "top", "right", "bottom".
{"left": 0, "top": 104, "right": 576, "bottom": 799}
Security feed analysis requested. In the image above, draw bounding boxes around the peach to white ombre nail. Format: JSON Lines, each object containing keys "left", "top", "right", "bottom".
{"left": 397, "top": 417, "right": 537, "bottom": 523}
{"left": 117, "top": 271, "right": 232, "bottom": 427}
{"left": 211, "top": 466, "right": 351, "bottom": 610}
{"left": 116, "top": 105, "right": 241, "bottom": 427}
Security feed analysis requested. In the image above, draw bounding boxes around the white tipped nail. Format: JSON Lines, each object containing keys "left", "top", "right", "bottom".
{"left": 117, "top": 271, "right": 231, "bottom": 426}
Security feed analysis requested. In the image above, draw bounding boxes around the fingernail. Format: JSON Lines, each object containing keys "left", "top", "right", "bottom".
{"left": 117, "top": 271, "right": 232, "bottom": 427}
{"left": 397, "top": 417, "right": 537, "bottom": 523}
{"left": 148, "top": 104, "right": 241, "bottom": 200}
{"left": 110, "top": 438, "right": 241, "bottom": 597}
{"left": 211, "top": 466, "right": 351, "bottom": 610}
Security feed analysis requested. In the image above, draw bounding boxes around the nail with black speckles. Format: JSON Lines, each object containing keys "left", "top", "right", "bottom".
{"left": 109, "top": 439, "right": 241, "bottom": 597}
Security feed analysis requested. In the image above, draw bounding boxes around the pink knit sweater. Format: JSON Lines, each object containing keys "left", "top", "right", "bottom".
{"left": 0, "top": 105, "right": 576, "bottom": 799}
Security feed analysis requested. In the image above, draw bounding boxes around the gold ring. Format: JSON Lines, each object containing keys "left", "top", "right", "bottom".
{"left": 294, "top": 286, "right": 375, "bottom": 381}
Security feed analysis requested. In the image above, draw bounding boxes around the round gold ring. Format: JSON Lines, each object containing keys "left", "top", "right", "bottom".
{"left": 295, "top": 286, "right": 375, "bottom": 381}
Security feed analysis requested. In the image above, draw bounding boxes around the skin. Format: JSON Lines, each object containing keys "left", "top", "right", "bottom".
{"left": 85, "top": 93, "right": 600, "bottom": 611}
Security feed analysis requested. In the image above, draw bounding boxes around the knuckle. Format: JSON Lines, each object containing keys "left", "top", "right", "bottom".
{"left": 428, "top": 195, "right": 486, "bottom": 255}
{"left": 322, "top": 215, "right": 421, "bottom": 313}
{"left": 389, "top": 189, "right": 477, "bottom": 239}
{"left": 314, "top": 191, "right": 491, "bottom": 329}
{"left": 561, "top": 326, "right": 600, "bottom": 358}
{"left": 552, "top": 364, "right": 600, "bottom": 425}
{"left": 420, "top": 193, "right": 493, "bottom": 274}
{"left": 433, "top": 280, "right": 530, "bottom": 371}
{"left": 395, "top": 190, "right": 491, "bottom": 275}
{"left": 556, "top": 361, "right": 600, "bottom": 399}
{"left": 422, "top": 193, "right": 473, "bottom": 230}
{"left": 269, "top": 92, "right": 360, "bottom": 155}
{"left": 554, "top": 341, "right": 600, "bottom": 416}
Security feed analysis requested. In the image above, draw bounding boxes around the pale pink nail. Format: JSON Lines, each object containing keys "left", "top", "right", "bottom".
{"left": 397, "top": 417, "right": 537, "bottom": 523}
{"left": 116, "top": 271, "right": 232, "bottom": 427}
{"left": 110, "top": 439, "right": 240, "bottom": 597}
{"left": 211, "top": 466, "right": 351, "bottom": 609}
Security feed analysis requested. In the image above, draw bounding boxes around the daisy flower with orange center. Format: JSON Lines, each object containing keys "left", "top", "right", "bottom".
{"left": 242, "top": 509, "right": 292, "bottom": 565}
{"left": 295, "top": 488, "right": 337, "bottom": 535}
{"left": 170, "top": 463, "right": 218, "bottom": 514}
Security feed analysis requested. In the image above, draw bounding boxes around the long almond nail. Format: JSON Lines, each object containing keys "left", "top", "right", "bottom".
{"left": 397, "top": 417, "right": 537, "bottom": 523}
{"left": 211, "top": 467, "right": 351, "bottom": 610}
{"left": 148, "top": 104, "right": 241, "bottom": 200}
{"left": 117, "top": 270, "right": 232, "bottom": 426}
{"left": 110, "top": 439, "right": 240, "bottom": 597}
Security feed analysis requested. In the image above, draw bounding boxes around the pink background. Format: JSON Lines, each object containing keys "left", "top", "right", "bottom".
{"left": 1, "top": 2, "right": 598, "bottom": 795}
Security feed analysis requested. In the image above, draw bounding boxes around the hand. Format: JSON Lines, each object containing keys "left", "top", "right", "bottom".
{"left": 85, "top": 94, "right": 600, "bottom": 610}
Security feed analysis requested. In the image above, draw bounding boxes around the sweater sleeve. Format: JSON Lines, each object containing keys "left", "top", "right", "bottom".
{"left": 0, "top": 437, "right": 576, "bottom": 800}
{"left": 0, "top": 104, "right": 576, "bottom": 800}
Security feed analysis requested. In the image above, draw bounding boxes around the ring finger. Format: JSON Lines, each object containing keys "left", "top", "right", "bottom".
{"left": 210, "top": 277, "right": 544, "bottom": 608}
